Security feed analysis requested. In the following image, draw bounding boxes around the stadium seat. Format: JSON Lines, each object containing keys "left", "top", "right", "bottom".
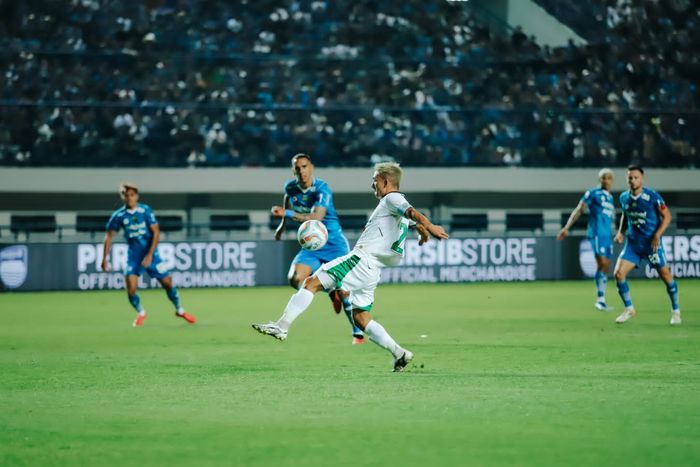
{"left": 451, "top": 214, "right": 488, "bottom": 232}
{"left": 339, "top": 214, "right": 368, "bottom": 231}
{"left": 76, "top": 215, "right": 108, "bottom": 233}
{"left": 676, "top": 212, "right": 700, "bottom": 230}
{"left": 210, "top": 215, "right": 251, "bottom": 231}
{"left": 158, "top": 215, "right": 184, "bottom": 233}
{"left": 10, "top": 215, "right": 56, "bottom": 234}
{"left": 506, "top": 213, "right": 543, "bottom": 231}
{"left": 560, "top": 213, "right": 589, "bottom": 231}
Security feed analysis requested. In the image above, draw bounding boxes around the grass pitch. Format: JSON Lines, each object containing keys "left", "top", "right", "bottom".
{"left": 1, "top": 280, "right": 699, "bottom": 466}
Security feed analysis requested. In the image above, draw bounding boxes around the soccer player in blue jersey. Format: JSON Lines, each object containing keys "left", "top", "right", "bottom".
{"left": 271, "top": 153, "right": 365, "bottom": 344}
{"left": 558, "top": 168, "right": 615, "bottom": 310}
{"left": 101, "top": 183, "right": 196, "bottom": 327}
{"left": 613, "top": 166, "right": 681, "bottom": 325}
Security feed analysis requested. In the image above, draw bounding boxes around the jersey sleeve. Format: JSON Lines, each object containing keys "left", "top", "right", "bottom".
{"left": 385, "top": 193, "right": 412, "bottom": 217}
{"left": 106, "top": 211, "right": 121, "bottom": 231}
{"left": 145, "top": 206, "right": 158, "bottom": 226}
{"left": 581, "top": 190, "right": 592, "bottom": 207}
{"left": 652, "top": 190, "right": 666, "bottom": 209}
{"left": 314, "top": 183, "right": 333, "bottom": 212}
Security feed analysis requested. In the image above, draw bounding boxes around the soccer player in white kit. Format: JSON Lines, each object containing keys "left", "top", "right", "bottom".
{"left": 253, "top": 162, "right": 449, "bottom": 371}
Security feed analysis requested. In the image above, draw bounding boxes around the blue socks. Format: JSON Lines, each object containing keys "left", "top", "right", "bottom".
{"left": 166, "top": 287, "right": 182, "bottom": 311}
{"left": 595, "top": 271, "right": 607, "bottom": 301}
{"left": 342, "top": 297, "right": 363, "bottom": 336}
{"left": 666, "top": 280, "right": 679, "bottom": 311}
{"left": 616, "top": 280, "right": 633, "bottom": 308}
{"left": 128, "top": 293, "right": 145, "bottom": 313}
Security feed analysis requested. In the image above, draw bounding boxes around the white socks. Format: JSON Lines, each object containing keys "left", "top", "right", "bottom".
{"left": 364, "top": 320, "right": 402, "bottom": 358}
{"left": 277, "top": 288, "right": 315, "bottom": 330}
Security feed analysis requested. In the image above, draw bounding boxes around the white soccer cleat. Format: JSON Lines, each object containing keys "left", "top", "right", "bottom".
{"left": 595, "top": 301, "right": 613, "bottom": 312}
{"left": 252, "top": 322, "right": 288, "bottom": 341}
{"left": 393, "top": 350, "right": 414, "bottom": 372}
{"left": 670, "top": 313, "right": 682, "bottom": 326}
{"left": 615, "top": 308, "right": 637, "bottom": 324}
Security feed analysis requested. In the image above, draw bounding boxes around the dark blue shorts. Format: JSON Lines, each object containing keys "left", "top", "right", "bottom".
{"left": 125, "top": 250, "right": 170, "bottom": 279}
{"left": 589, "top": 235, "right": 613, "bottom": 259}
{"left": 292, "top": 235, "right": 350, "bottom": 272}
{"left": 619, "top": 240, "right": 667, "bottom": 269}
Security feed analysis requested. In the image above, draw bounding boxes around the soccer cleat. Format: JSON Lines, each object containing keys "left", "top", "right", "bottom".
{"left": 329, "top": 290, "right": 343, "bottom": 314}
{"left": 352, "top": 335, "right": 365, "bottom": 345}
{"left": 670, "top": 313, "right": 682, "bottom": 326}
{"left": 595, "top": 301, "right": 613, "bottom": 312}
{"left": 393, "top": 350, "right": 414, "bottom": 372}
{"left": 177, "top": 311, "right": 196, "bottom": 324}
{"left": 615, "top": 308, "right": 637, "bottom": 324}
{"left": 132, "top": 313, "right": 147, "bottom": 327}
{"left": 252, "top": 322, "right": 288, "bottom": 341}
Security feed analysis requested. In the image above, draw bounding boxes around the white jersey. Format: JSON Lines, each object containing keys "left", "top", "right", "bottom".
{"left": 354, "top": 192, "right": 412, "bottom": 267}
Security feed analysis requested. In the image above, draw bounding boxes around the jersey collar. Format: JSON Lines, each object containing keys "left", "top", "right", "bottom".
{"left": 296, "top": 177, "right": 316, "bottom": 193}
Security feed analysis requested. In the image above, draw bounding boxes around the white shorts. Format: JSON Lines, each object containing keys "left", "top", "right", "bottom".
{"left": 316, "top": 250, "right": 381, "bottom": 311}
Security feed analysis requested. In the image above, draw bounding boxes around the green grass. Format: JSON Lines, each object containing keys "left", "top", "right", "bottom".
{"left": 1, "top": 280, "right": 699, "bottom": 467}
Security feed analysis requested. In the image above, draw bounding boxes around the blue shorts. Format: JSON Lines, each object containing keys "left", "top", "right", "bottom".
{"left": 620, "top": 240, "right": 667, "bottom": 269}
{"left": 292, "top": 234, "right": 350, "bottom": 272}
{"left": 125, "top": 250, "right": 170, "bottom": 280}
{"left": 589, "top": 235, "right": 613, "bottom": 259}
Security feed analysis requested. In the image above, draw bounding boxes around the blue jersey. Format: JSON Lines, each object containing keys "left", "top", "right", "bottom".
{"left": 284, "top": 178, "right": 344, "bottom": 242}
{"left": 581, "top": 187, "right": 614, "bottom": 239}
{"left": 620, "top": 187, "right": 665, "bottom": 243}
{"left": 106, "top": 203, "right": 158, "bottom": 253}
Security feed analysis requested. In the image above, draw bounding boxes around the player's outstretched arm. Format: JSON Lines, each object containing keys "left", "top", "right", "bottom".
{"left": 272, "top": 205, "right": 328, "bottom": 224}
{"left": 101, "top": 230, "right": 116, "bottom": 272}
{"left": 405, "top": 207, "right": 448, "bottom": 245}
{"left": 558, "top": 201, "right": 585, "bottom": 240}
{"left": 652, "top": 204, "right": 672, "bottom": 251}
{"left": 614, "top": 213, "right": 626, "bottom": 244}
{"left": 271, "top": 195, "right": 290, "bottom": 240}
{"left": 143, "top": 223, "right": 160, "bottom": 267}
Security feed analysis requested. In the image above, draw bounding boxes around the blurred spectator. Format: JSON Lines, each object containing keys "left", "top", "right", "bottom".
{"left": 0, "top": 0, "right": 697, "bottom": 167}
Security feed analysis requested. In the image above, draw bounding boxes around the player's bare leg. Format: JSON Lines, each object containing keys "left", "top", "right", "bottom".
{"left": 159, "top": 276, "right": 195, "bottom": 324}
{"left": 657, "top": 266, "right": 681, "bottom": 325}
{"left": 353, "top": 310, "right": 412, "bottom": 372}
{"left": 594, "top": 255, "right": 612, "bottom": 311}
{"left": 252, "top": 276, "right": 325, "bottom": 340}
{"left": 614, "top": 259, "right": 637, "bottom": 323}
{"left": 126, "top": 275, "right": 147, "bottom": 326}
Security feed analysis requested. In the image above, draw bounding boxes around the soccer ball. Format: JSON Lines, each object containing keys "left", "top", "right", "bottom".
{"left": 297, "top": 220, "right": 328, "bottom": 251}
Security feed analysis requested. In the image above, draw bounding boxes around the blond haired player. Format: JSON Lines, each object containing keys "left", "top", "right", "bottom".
{"left": 253, "top": 163, "right": 449, "bottom": 371}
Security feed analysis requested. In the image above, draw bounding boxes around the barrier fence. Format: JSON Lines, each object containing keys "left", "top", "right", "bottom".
{"left": 1, "top": 234, "right": 699, "bottom": 292}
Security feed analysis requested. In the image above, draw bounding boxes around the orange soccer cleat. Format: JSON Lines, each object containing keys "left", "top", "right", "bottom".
{"left": 177, "top": 311, "right": 197, "bottom": 324}
{"left": 352, "top": 335, "right": 366, "bottom": 345}
{"left": 133, "top": 313, "right": 147, "bottom": 327}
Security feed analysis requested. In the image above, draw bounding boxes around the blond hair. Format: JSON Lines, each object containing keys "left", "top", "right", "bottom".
{"left": 374, "top": 162, "right": 403, "bottom": 188}
{"left": 598, "top": 168, "right": 613, "bottom": 179}
{"left": 119, "top": 182, "right": 139, "bottom": 196}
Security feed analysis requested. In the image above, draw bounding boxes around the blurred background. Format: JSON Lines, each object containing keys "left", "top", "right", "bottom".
{"left": 0, "top": 0, "right": 698, "bottom": 291}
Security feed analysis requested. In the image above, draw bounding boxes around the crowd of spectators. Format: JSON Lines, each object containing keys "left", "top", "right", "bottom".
{"left": 0, "top": 0, "right": 697, "bottom": 167}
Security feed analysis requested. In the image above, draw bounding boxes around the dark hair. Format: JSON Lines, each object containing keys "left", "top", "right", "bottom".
{"left": 291, "top": 153, "right": 312, "bottom": 165}
{"left": 627, "top": 165, "right": 644, "bottom": 174}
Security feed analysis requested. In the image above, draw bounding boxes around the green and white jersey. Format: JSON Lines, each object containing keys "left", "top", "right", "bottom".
{"left": 355, "top": 192, "right": 412, "bottom": 267}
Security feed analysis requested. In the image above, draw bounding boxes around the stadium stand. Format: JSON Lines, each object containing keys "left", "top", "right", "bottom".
{"left": 0, "top": 0, "right": 697, "bottom": 168}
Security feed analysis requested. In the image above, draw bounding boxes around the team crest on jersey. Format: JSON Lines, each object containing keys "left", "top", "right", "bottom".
{"left": 0, "top": 245, "right": 28, "bottom": 289}
{"left": 123, "top": 218, "right": 129, "bottom": 225}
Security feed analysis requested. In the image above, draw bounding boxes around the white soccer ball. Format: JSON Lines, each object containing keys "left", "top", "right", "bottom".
{"left": 297, "top": 220, "right": 328, "bottom": 251}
